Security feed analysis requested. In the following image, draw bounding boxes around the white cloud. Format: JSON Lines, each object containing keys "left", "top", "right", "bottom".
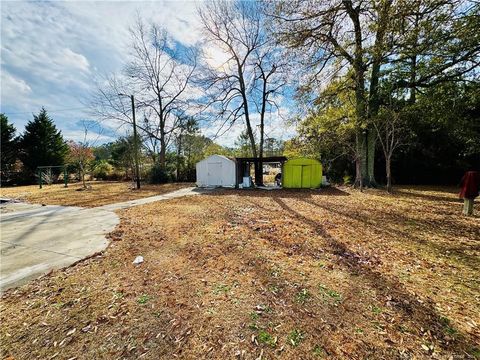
{"left": 61, "top": 48, "right": 90, "bottom": 73}
{"left": 1, "top": 71, "right": 31, "bottom": 95}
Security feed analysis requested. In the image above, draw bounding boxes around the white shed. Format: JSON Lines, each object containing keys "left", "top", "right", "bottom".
{"left": 196, "top": 155, "right": 236, "bottom": 188}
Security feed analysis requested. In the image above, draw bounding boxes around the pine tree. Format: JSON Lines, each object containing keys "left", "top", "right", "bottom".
{"left": 20, "top": 108, "right": 68, "bottom": 177}
{"left": 1, "top": 113, "right": 18, "bottom": 180}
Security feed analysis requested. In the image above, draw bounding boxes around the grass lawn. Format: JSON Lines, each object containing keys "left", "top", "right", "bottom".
{"left": 0, "top": 181, "right": 193, "bottom": 207}
{"left": 1, "top": 186, "right": 479, "bottom": 359}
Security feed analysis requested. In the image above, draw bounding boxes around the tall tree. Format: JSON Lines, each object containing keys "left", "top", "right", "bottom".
{"left": 0, "top": 114, "right": 18, "bottom": 182}
{"left": 271, "top": 0, "right": 398, "bottom": 186}
{"left": 20, "top": 108, "right": 68, "bottom": 179}
{"left": 199, "top": 0, "right": 287, "bottom": 185}
{"left": 91, "top": 19, "right": 198, "bottom": 169}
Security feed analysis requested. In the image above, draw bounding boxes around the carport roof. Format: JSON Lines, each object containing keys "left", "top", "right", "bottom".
{"left": 235, "top": 156, "right": 287, "bottom": 163}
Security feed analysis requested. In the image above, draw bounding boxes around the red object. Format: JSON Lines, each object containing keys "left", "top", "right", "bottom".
{"left": 459, "top": 171, "right": 480, "bottom": 199}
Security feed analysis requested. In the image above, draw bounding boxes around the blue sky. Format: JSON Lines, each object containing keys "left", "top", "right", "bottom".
{"left": 1, "top": 0, "right": 296, "bottom": 146}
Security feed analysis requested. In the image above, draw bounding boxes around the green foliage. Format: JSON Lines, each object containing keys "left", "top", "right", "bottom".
{"left": 287, "top": 329, "right": 304, "bottom": 347}
{"left": 257, "top": 330, "right": 276, "bottom": 347}
{"left": 92, "top": 160, "right": 113, "bottom": 180}
{"left": 148, "top": 163, "right": 173, "bottom": 184}
{"left": 19, "top": 108, "right": 68, "bottom": 180}
{"left": 0, "top": 114, "right": 18, "bottom": 183}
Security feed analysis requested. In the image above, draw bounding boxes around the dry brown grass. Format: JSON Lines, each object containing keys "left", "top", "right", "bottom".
{"left": 1, "top": 186, "right": 479, "bottom": 359}
{"left": 0, "top": 181, "right": 193, "bottom": 207}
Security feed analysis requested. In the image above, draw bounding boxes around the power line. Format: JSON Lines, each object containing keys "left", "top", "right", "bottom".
{"left": 2, "top": 106, "right": 91, "bottom": 115}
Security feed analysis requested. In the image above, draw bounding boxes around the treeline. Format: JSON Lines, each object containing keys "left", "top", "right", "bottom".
{"left": 271, "top": 0, "right": 479, "bottom": 189}
{"left": 1, "top": 108, "right": 285, "bottom": 186}
{"left": 88, "top": 0, "right": 479, "bottom": 190}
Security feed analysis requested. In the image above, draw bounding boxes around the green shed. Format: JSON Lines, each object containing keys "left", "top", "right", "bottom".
{"left": 282, "top": 158, "right": 323, "bottom": 189}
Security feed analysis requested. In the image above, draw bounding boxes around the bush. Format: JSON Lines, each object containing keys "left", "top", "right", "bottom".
{"left": 148, "top": 164, "right": 174, "bottom": 184}
{"left": 92, "top": 160, "right": 113, "bottom": 180}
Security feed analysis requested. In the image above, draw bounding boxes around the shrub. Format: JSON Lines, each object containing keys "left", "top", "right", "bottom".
{"left": 148, "top": 163, "right": 173, "bottom": 184}
{"left": 92, "top": 160, "right": 113, "bottom": 180}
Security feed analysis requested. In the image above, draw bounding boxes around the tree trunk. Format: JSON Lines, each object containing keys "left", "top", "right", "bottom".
{"left": 80, "top": 163, "right": 86, "bottom": 188}
{"left": 386, "top": 156, "right": 392, "bottom": 193}
{"left": 176, "top": 134, "right": 182, "bottom": 181}
{"left": 159, "top": 135, "right": 166, "bottom": 169}
{"left": 354, "top": 132, "right": 364, "bottom": 191}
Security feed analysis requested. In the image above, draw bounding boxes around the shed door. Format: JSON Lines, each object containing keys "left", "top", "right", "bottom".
{"left": 291, "top": 165, "right": 303, "bottom": 188}
{"left": 207, "top": 162, "right": 222, "bottom": 186}
{"left": 302, "top": 165, "right": 311, "bottom": 188}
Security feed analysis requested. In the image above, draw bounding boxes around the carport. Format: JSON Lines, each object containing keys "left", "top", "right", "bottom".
{"left": 235, "top": 156, "right": 287, "bottom": 187}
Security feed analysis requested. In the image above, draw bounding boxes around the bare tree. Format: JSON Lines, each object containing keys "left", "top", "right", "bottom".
{"left": 373, "top": 107, "right": 410, "bottom": 193}
{"left": 91, "top": 19, "right": 198, "bottom": 169}
{"left": 198, "top": 1, "right": 287, "bottom": 185}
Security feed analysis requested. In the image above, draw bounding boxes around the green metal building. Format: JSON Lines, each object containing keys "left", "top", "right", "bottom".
{"left": 282, "top": 158, "right": 323, "bottom": 189}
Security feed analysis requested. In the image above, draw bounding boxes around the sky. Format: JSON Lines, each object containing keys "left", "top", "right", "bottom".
{"left": 0, "top": 0, "right": 296, "bottom": 147}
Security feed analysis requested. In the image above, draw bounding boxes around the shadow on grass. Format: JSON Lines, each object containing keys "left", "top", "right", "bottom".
{"left": 268, "top": 196, "right": 478, "bottom": 355}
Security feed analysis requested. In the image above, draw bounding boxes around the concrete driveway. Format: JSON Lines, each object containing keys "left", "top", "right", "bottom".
{"left": 0, "top": 187, "right": 209, "bottom": 292}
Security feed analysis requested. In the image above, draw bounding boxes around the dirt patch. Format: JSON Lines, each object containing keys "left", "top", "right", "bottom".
{"left": 1, "top": 186, "right": 479, "bottom": 359}
{"left": 0, "top": 181, "right": 193, "bottom": 207}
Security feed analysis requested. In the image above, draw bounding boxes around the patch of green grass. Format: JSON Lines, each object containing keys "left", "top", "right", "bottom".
{"left": 370, "top": 305, "right": 382, "bottom": 315}
{"left": 257, "top": 330, "right": 276, "bottom": 347}
{"left": 295, "top": 288, "right": 311, "bottom": 304}
{"left": 318, "top": 284, "right": 342, "bottom": 305}
{"left": 312, "top": 345, "right": 326, "bottom": 357}
{"left": 250, "top": 311, "right": 259, "bottom": 321}
{"left": 354, "top": 327, "right": 364, "bottom": 334}
{"left": 137, "top": 294, "right": 149, "bottom": 304}
{"left": 212, "top": 283, "right": 231, "bottom": 295}
{"left": 113, "top": 291, "right": 124, "bottom": 300}
{"left": 288, "top": 329, "right": 304, "bottom": 347}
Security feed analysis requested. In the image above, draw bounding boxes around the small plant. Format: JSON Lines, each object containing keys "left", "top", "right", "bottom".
{"left": 370, "top": 305, "right": 382, "bottom": 315}
{"left": 312, "top": 345, "right": 326, "bottom": 357}
{"left": 295, "top": 288, "right": 311, "bottom": 304}
{"left": 288, "top": 329, "right": 304, "bottom": 347}
{"left": 257, "top": 330, "right": 276, "bottom": 347}
{"left": 354, "top": 327, "right": 364, "bottom": 334}
{"left": 250, "top": 311, "right": 259, "bottom": 321}
{"left": 319, "top": 284, "right": 342, "bottom": 305}
{"left": 213, "top": 283, "right": 230, "bottom": 295}
{"left": 137, "top": 294, "right": 149, "bottom": 304}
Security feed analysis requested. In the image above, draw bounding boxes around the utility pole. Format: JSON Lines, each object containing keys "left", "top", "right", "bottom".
{"left": 130, "top": 95, "right": 141, "bottom": 189}
{"left": 119, "top": 93, "right": 141, "bottom": 189}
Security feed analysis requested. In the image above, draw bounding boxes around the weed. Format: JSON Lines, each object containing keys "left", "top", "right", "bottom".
{"left": 113, "top": 291, "right": 124, "bottom": 300}
{"left": 137, "top": 294, "right": 149, "bottom": 304}
{"left": 318, "top": 284, "right": 342, "bottom": 305}
{"left": 312, "top": 345, "right": 326, "bottom": 357}
{"left": 288, "top": 329, "right": 304, "bottom": 347}
{"left": 370, "top": 305, "right": 382, "bottom": 315}
{"left": 295, "top": 288, "right": 311, "bottom": 304}
{"left": 257, "top": 330, "right": 276, "bottom": 347}
{"left": 213, "top": 283, "right": 230, "bottom": 295}
{"left": 354, "top": 327, "right": 364, "bottom": 334}
{"left": 250, "top": 311, "right": 259, "bottom": 321}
